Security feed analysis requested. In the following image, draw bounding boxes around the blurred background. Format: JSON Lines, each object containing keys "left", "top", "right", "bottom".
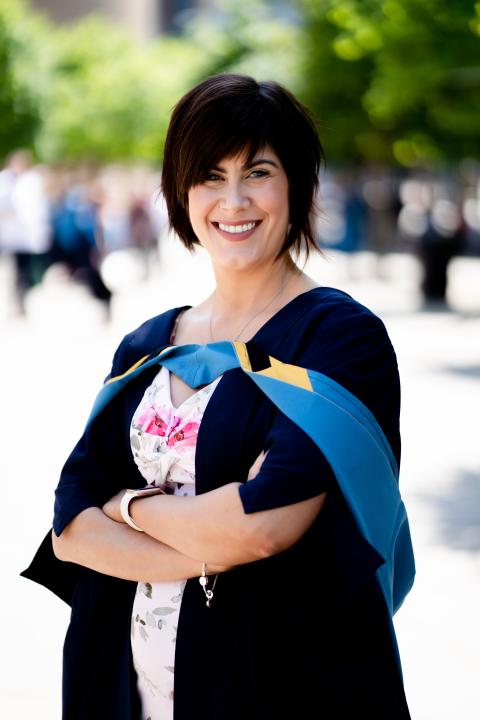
{"left": 1, "top": 0, "right": 479, "bottom": 718}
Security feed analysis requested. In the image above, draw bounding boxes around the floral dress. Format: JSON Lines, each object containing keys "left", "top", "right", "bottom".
{"left": 130, "top": 364, "right": 221, "bottom": 720}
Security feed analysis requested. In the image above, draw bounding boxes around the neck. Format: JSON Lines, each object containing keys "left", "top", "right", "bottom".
{"left": 211, "top": 257, "right": 297, "bottom": 317}
{"left": 207, "top": 257, "right": 304, "bottom": 343}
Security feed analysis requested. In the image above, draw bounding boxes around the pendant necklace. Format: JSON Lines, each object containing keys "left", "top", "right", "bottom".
{"left": 209, "top": 272, "right": 293, "bottom": 343}
{"left": 204, "top": 269, "right": 294, "bottom": 606}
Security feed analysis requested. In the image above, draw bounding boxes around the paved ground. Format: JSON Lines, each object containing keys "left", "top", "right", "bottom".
{"left": 1, "top": 243, "right": 479, "bottom": 719}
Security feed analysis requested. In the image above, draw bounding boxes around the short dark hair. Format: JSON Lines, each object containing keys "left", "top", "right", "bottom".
{"left": 161, "top": 74, "right": 324, "bottom": 259}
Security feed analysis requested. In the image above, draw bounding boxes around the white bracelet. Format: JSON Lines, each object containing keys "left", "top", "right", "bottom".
{"left": 120, "top": 485, "right": 167, "bottom": 532}
{"left": 120, "top": 490, "right": 144, "bottom": 532}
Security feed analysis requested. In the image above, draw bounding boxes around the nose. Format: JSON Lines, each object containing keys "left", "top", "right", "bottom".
{"left": 218, "top": 180, "right": 250, "bottom": 211}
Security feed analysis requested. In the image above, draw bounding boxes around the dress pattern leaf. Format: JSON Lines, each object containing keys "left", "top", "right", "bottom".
{"left": 129, "top": 365, "right": 222, "bottom": 720}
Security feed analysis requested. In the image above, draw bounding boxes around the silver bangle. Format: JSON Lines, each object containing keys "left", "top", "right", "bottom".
{"left": 199, "top": 562, "right": 219, "bottom": 608}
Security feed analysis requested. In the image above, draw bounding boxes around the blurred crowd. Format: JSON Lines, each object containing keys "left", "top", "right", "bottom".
{"left": 316, "top": 163, "right": 480, "bottom": 300}
{"left": 1, "top": 149, "right": 479, "bottom": 317}
{"left": 0, "top": 150, "right": 168, "bottom": 316}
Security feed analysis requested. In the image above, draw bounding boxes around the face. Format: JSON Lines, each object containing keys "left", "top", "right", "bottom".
{"left": 187, "top": 147, "right": 290, "bottom": 273}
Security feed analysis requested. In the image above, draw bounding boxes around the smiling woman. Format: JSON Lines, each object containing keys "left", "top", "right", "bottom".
{"left": 187, "top": 149, "right": 291, "bottom": 274}
{"left": 23, "top": 74, "right": 414, "bottom": 720}
{"left": 162, "top": 74, "right": 322, "bottom": 262}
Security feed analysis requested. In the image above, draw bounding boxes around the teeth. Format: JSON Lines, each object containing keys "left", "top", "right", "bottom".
{"left": 218, "top": 222, "right": 257, "bottom": 234}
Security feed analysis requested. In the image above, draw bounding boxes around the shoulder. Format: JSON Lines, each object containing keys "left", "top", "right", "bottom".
{"left": 109, "top": 305, "right": 189, "bottom": 378}
{"left": 291, "top": 286, "right": 393, "bottom": 357}
{"left": 277, "top": 287, "right": 402, "bottom": 462}
{"left": 297, "top": 285, "right": 381, "bottom": 322}
{"left": 292, "top": 288, "right": 401, "bottom": 460}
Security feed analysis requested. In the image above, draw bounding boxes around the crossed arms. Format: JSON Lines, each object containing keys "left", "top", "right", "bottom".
{"left": 53, "top": 449, "right": 326, "bottom": 583}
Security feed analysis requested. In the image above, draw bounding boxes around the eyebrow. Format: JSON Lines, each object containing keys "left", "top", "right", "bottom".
{"left": 211, "top": 158, "right": 279, "bottom": 172}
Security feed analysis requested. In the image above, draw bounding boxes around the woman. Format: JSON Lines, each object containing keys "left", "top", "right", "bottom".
{"left": 23, "top": 74, "right": 414, "bottom": 719}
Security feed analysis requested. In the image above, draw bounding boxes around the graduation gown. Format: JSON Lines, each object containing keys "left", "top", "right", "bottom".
{"left": 22, "top": 287, "right": 412, "bottom": 719}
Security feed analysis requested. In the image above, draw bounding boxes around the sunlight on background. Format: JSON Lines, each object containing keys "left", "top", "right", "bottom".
{"left": 1, "top": 1, "right": 479, "bottom": 718}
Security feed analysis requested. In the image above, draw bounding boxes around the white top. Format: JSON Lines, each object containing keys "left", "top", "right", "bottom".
{"left": 130, "top": 364, "right": 221, "bottom": 720}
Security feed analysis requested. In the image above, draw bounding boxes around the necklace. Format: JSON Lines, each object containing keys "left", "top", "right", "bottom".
{"left": 209, "top": 272, "right": 293, "bottom": 342}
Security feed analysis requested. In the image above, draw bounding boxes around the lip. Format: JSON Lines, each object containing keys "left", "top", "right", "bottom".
{"left": 211, "top": 220, "right": 262, "bottom": 241}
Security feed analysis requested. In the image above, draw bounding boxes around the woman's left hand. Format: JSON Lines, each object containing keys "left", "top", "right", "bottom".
{"left": 102, "top": 490, "right": 126, "bottom": 523}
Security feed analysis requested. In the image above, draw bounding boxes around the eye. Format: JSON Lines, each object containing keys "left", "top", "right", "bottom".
{"left": 248, "top": 169, "right": 269, "bottom": 179}
{"left": 204, "top": 172, "right": 223, "bottom": 183}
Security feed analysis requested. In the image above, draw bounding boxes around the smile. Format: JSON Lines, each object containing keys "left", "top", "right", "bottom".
{"left": 216, "top": 221, "right": 259, "bottom": 234}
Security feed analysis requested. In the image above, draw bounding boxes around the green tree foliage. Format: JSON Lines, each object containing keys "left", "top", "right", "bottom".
{"left": 361, "top": 0, "right": 480, "bottom": 165}
{"left": 184, "top": 0, "right": 304, "bottom": 90}
{"left": 38, "top": 0, "right": 304, "bottom": 163}
{"left": 0, "top": 0, "right": 50, "bottom": 159}
{"left": 298, "top": 1, "right": 377, "bottom": 164}
{"left": 37, "top": 16, "right": 207, "bottom": 163}
{"left": 1, "top": 0, "right": 479, "bottom": 166}
{"left": 0, "top": 1, "right": 210, "bottom": 163}
{"left": 299, "top": 0, "right": 480, "bottom": 165}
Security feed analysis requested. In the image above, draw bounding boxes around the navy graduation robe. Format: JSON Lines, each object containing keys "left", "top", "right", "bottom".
{"left": 22, "top": 287, "right": 411, "bottom": 719}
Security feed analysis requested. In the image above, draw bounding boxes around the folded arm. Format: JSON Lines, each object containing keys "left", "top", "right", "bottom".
{"left": 124, "top": 482, "right": 326, "bottom": 565}
{"left": 54, "top": 366, "right": 330, "bottom": 574}
{"left": 52, "top": 507, "right": 231, "bottom": 581}
{"left": 104, "top": 411, "right": 331, "bottom": 566}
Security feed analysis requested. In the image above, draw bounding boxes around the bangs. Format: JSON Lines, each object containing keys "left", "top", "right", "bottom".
{"left": 178, "top": 94, "right": 284, "bottom": 191}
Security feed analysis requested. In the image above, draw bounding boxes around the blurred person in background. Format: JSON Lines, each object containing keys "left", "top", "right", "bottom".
{"left": 97, "top": 165, "right": 135, "bottom": 255}
{"left": 0, "top": 149, "right": 51, "bottom": 314}
{"left": 49, "top": 166, "right": 112, "bottom": 315}
{"left": 397, "top": 175, "right": 466, "bottom": 303}
{"left": 23, "top": 75, "right": 414, "bottom": 720}
{"left": 361, "top": 169, "right": 402, "bottom": 268}
{"left": 126, "top": 167, "right": 160, "bottom": 258}
{"left": 96, "top": 165, "right": 163, "bottom": 292}
{"left": 316, "top": 170, "right": 367, "bottom": 254}
{"left": 419, "top": 190, "right": 465, "bottom": 303}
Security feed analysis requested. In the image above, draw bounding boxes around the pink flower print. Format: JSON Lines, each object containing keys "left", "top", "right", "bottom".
{"left": 166, "top": 420, "right": 200, "bottom": 448}
{"left": 136, "top": 404, "right": 169, "bottom": 436}
{"left": 168, "top": 414, "right": 182, "bottom": 436}
{"left": 136, "top": 402, "right": 200, "bottom": 447}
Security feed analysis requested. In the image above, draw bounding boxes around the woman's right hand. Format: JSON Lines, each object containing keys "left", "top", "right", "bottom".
{"left": 197, "top": 453, "right": 268, "bottom": 574}
{"left": 203, "top": 451, "right": 267, "bottom": 574}
{"left": 247, "top": 450, "right": 268, "bottom": 480}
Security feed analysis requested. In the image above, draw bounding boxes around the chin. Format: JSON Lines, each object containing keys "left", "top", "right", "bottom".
{"left": 218, "top": 252, "right": 268, "bottom": 273}
{"left": 217, "top": 244, "right": 282, "bottom": 272}
{"left": 208, "top": 246, "right": 256, "bottom": 270}
{"left": 217, "top": 259, "right": 252, "bottom": 273}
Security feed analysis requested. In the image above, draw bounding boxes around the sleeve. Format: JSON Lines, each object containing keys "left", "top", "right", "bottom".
{"left": 238, "top": 309, "right": 401, "bottom": 514}
{"left": 21, "top": 332, "right": 135, "bottom": 604}
{"left": 316, "top": 312, "right": 401, "bottom": 465}
{"left": 239, "top": 411, "right": 334, "bottom": 513}
{"left": 53, "top": 333, "right": 133, "bottom": 536}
